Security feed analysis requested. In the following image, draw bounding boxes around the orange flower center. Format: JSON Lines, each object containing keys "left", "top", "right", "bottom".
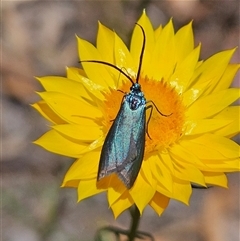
{"left": 102, "top": 76, "right": 186, "bottom": 153}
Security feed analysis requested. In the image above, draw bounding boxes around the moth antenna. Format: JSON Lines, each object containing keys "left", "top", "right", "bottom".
{"left": 135, "top": 23, "right": 146, "bottom": 83}
{"left": 80, "top": 60, "right": 134, "bottom": 85}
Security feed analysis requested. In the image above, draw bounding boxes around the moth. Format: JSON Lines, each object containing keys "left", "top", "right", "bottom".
{"left": 81, "top": 24, "right": 170, "bottom": 189}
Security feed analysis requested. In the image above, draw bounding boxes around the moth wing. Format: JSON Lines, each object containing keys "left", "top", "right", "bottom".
{"left": 98, "top": 101, "right": 146, "bottom": 189}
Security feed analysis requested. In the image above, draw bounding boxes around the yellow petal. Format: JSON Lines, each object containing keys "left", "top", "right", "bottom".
{"left": 213, "top": 106, "right": 240, "bottom": 137}
{"left": 169, "top": 144, "right": 205, "bottom": 168}
{"left": 97, "top": 22, "right": 115, "bottom": 63}
{"left": 150, "top": 19, "right": 175, "bottom": 80}
{"left": 131, "top": 10, "right": 154, "bottom": 73}
{"left": 52, "top": 123, "right": 102, "bottom": 141}
{"left": 77, "top": 36, "right": 115, "bottom": 88}
{"left": 149, "top": 153, "right": 173, "bottom": 193}
{"left": 225, "top": 159, "right": 240, "bottom": 171}
{"left": 85, "top": 137, "right": 104, "bottom": 153}
{"left": 114, "top": 31, "right": 134, "bottom": 86}
{"left": 107, "top": 182, "right": 127, "bottom": 207}
{"left": 172, "top": 177, "right": 192, "bottom": 205}
{"left": 159, "top": 151, "right": 174, "bottom": 173}
{"left": 61, "top": 180, "right": 79, "bottom": 188}
{"left": 174, "top": 21, "right": 194, "bottom": 62}
{"left": 215, "top": 64, "right": 240, "bottom": 92}
{"left": 62, "top": 152, "right": 99, "bottom": 183}
{"left": 200, "top": 159, "right": 240, "bottom": 172}
{"left": 97, "top": 174, "right": 125, "bottom": 191}
{"left": 156, "top": 183, "right": 173, "bottom": 199}
{"left": 66, "top": 67, "right": 105, "bottom": 100}
{"left": 182, "top": 78, "right": 212, "bottom": 107}
{"left": 192, "top": 134, "right": 240, "bottom": 158}
{"left": 171, "top": 159, "right": 206, "bottom": 186}
{"left": 202, "top": 172, "right": 228, "bottom": 187}
{"left": 66, "top": 67, "right": 87, "bottom": 80}
{"left": 180, "top": 139, "right": 224, "bottom": 160}
{"left": 149, "top": 192, "right": 170, "bottom": 216}
{"left": 154, "top": 25, "right": 162, "bottom": 39}
{"left": 111, "top": 192, "right": 133, "bottom": 218}
{"left": 184, "top": 119, "right": 233, "bottom": 136}
{"left": 36, "top": 76, "right": 91, "bottom": 100}
{"left": 34, "top": 129, "right": 89, "bottom": 158}
{"left": 38, "top": 92, "right": 102, "bottom": 124}
{"left": 129, "top": 172, "right": 155, "bottom": 214}
{"left": 78, "top": 179, "right": 105, "bottom": 201}
{"left": 170, "top": 45, "right": 201, "bottom": 93}
{"left": 32, "top": 101, "right": 66, "bottom": 124}
{"left": 181, "top": 134, "right": 240, "bottom": 160}
{"left": 187, "top": 88, "right": 240, "bottom": 119}
{"left": 192, "top": 48, "right": 237, "bottom": 95}
{"left": 141, "top": 158, "right": 153, "bottom": 186}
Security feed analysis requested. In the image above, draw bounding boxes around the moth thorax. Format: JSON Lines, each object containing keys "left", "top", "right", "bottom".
{"left": 126, "top": 93, "right": 145, "bottom": 110}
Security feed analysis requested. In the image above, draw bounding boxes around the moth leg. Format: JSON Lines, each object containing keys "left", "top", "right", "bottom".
{"left": 147, "top": 100, "right": 172, "bottom": 117}
{"left": 117, "top": 89, "right": 125, "bottom": 94}
{"left": 145, "top": 105, "right": 153, "bottom": 139}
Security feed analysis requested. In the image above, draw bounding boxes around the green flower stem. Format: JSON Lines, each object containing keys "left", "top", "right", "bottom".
{"left": 128, "top": 205, "right": 141, "bottom": 241}
{"left": 94, "top": 205, "right": 155, "bottom": 240}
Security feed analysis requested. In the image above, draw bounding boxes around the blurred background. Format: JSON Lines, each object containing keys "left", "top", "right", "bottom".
{"left": 1, "top": 1, "right": 240, "bottom": 241}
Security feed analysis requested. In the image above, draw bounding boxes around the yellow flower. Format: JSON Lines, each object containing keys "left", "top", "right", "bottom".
{"left": 33, "top": 11, "right": 240, "bottom": 218}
